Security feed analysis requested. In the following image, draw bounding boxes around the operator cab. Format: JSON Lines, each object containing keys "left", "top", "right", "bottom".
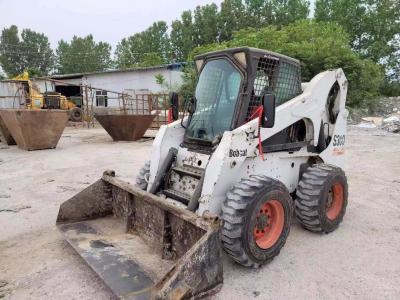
{"left": 174, "top": 47, "right": 304, "bottom": 152}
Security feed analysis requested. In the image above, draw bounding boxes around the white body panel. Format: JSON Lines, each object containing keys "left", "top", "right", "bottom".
{"left": 148, "top": 69, "right": 348, "bottom": 216}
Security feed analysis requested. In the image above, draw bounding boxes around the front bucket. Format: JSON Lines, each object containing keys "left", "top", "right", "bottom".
{"left": 56, "top": 171, "right": 223, "bottom": 300}
{"left": 94, "top": 114, "right": 156, "bottom": 141}
{"left": 0, "top": 113, "right": 16, "bottom": 145}
{"left": 0, "top": 109, "right": 69, "bottom": 150}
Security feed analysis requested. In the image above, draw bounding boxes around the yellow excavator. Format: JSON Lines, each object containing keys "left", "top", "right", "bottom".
{"left": 11, "top": 71, "right": 82, "bottom": 121}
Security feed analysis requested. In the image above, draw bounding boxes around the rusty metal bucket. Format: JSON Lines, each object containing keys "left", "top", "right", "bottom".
{"left": 94, "top": 114, "right": 156, "bottom": 141}
{"left": 56, "top": 171, "right": 223, "bottom": 300}
{"left": 0, "top": 109, "right": 69, "bottom": 151}
{"left": 0, "top": 113, "right": 16, "bottom": 145}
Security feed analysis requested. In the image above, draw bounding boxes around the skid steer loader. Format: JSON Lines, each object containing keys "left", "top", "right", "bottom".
{"left": 57, "top": 47, "right": 348, "bottom": 299}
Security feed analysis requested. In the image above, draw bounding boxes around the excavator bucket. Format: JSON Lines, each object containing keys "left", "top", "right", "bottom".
{"left": 0, "top": 109, "right": 69, "bottom": 150}
{"left": 56, "top": 170, "right": 223, "bottom": 300}
{"left": 94, "top": 114, "right": 156, "bottom": 141}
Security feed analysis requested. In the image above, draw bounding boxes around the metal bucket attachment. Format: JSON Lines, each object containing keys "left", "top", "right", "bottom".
{"left": 0, "top": 113, "right": 16, "bottom": 145}
{"left": 94, "top": 114, "right": 156, "bottom": 141}
{"left": 56, "top": 170, "right": 223, "bottom": 300}
{"left": 0, "top": 109, "right": 69, "bottom": 150}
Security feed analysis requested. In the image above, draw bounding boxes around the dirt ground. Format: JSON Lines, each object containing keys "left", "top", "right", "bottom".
{"left": 0, "top": 126, "right": 399, "bottom": 300}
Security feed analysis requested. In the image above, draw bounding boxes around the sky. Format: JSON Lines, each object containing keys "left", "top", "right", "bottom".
{"left": 0, "top": 0, "right": 224, "bottom": 49}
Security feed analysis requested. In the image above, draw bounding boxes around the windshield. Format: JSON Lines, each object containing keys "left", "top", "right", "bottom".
{"left": 186, "top": 58, "right": 242, "bottom": 142}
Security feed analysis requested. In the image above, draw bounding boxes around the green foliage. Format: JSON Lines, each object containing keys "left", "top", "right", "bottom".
{"left": 315, "top": 0, "right": 400, "bottom": 67}
{"left": 115, "top": 21, "right": 170, "bottom": 69}
{"left": 170, "top": 11, "right": 195, "bottom": 62}
{"left": 193, "top": 4, "right": 219, "bottom": 46}
{"left": 272, "top": 0, "right": 310, "bottom": 26}
{"left": 178, "top": 64, "right": 198, "bottom": 100}
{"left": 185, "top": 21, "right": 383, "bottom": 107}
{"left": 138, "top": 53, "right": 163, "bottom": 67}
{"left": 0, "top": 25, "right": 54, "bottom": 77}
{"left": 238, "top": 0, "right": 310, "bottom": 29}
{"left": 56, "top": 35, "right": 111, "bottom": 74}
{"left": 155, "top": 73, "right": 165, "bottom": 85}
{"left": 0, "top": 25, "right": 21, "bottom": 77}
{"left": 218, "top": 0, "right": 245, "bottom": 41}
{"left": 380, "top": 81, "right": 400, "bottom": 97}
{"left": 122, "top": 0, "right": 311, "bottom": 66}
{"left": 20, "top": 29, "right": 54, "bottom": 76}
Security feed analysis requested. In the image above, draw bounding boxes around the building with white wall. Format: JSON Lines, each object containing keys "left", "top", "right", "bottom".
{"left": 33, "top": 63, "right": 184, "bottom": 109}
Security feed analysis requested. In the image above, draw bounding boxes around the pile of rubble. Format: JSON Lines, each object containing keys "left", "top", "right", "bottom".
{"left": 359, "top": 115, "right": 400, "bottom": 133}
{"left": 355, "top": 96, "right": 400, "bottom": 133}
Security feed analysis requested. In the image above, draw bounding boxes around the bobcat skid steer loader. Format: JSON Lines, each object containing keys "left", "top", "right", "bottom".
{"left": 57, "top": 47, "right": 349, "bottom": 299}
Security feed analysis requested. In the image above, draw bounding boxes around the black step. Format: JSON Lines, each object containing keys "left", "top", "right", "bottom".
{"left": 172, "top": 165, "right": 203, "bottom": 179}
{"left": 163, "top": 188, "right": 191, "bottom": 205}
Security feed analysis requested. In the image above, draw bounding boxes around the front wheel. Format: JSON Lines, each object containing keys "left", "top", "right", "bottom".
{"left": 221, "top": 175, "right": 293, "bottom": 268}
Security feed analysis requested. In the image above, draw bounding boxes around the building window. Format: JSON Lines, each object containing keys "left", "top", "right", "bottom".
{"left": 96, "top": 90, "right": 108, "bottom": 107}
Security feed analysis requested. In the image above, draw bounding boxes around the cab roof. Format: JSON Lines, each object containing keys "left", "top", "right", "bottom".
{"left": 194, "top": 47, "right": 300, "bottom": 66}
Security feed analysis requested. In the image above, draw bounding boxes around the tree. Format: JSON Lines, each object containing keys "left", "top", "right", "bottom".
{"left": 218, "top": 0, "right": 245, "bottom": 42}
{"left": 56, "top": 35, "right": 111, "bottom": 74}
{"left": 315, "top": 0, "right": 400, "bottom": 64}
{"left": 181, "top": 10, "right": 195, "bottom": 59}
{"left": 0, "top": 25, "right": 54, "bottom": 77}
{"left": 0, "top": 25, "right": 21, "bottom": 77}
{"left": 273, "top": 0, "right": 310, "bottom": 26}
{"left": 115, "top": 21, "right": 170, "bottom": 69}
{"left": 139, "top": 52, "right": 163, "bottom": 67}
{"left": 143, "top": 21, "right": 170, "bottom": 62}
{"left": 170, "top": 11, "right": 195, "bottom": 61}
{"left": 170, "top": 20, "right": 185, "bottom": 62}
{"left": 240, "top": 0, "right": 309, "bottom": 28}
{"left": 243, "top": 0, "right": 274, "bottom": 28}
{"left": 20, "top": 29, "right": 54, "bottom": 76}
{"left": 193, "top": 4, "right": 219, "bottom": 46}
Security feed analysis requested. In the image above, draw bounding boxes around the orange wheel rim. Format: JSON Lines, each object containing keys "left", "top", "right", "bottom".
{"left": 326, "top": 183, "right": 344, "bottom": 220}
{"left": 253, "top": 200, "right": 284, "bottom": 249}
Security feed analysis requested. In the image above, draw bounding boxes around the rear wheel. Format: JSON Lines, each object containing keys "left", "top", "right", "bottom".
{"left": 221, "top": 175, "right": 293, "bottom": 268}
{"left": 295, "top": 164, "right": 348, "bottom": 233}
{"left": 135, "top": 161, "right": 150, "bottom": 190}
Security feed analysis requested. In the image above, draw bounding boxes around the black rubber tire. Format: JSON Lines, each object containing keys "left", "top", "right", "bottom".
{"left": 295, "top": 164, "right": 348, "bottom": 233}
{"left": 221, "top": 175, "right": 293, "bottom": 268}
{"left": 135, "top": 160, "right": 150, "bottom": 190}
{"left": 70, "top": 107, "right": 83, "bottom": 122}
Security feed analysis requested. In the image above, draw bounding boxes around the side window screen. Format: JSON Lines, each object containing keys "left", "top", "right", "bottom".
{"left": 275, "top": 62, "right": 302, "bottom": 105}
{"left": 247, "top": 57, "right": 279, "bottom": 119}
